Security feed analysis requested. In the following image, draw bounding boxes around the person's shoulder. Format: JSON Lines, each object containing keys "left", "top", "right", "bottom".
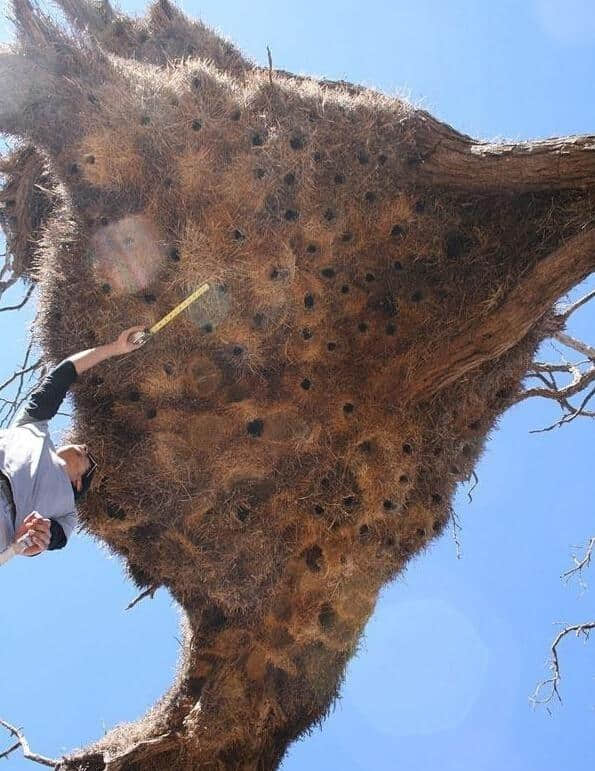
{"left": 10, "top": 409, "right": 50, "bottom": 432}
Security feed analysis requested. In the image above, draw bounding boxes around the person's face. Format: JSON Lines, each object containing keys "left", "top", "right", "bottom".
{"left": 57, "top": 444, "right": 91, "bottom": 492}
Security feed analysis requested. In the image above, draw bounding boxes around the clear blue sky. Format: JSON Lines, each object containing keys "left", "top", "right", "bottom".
{"left": 1, "top": 1, "right": 594, "bottom": 768}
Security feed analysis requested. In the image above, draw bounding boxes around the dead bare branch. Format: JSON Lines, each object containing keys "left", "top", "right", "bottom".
{"left": 562, "top": 537, "right": 595, "bottom": 594}
{"left": 466, "top": 471, "right": 479, "bottom": 503}
{"left": 530, "top": 361, "right": 591, "bottom": 373}
{"left": 125, "top": 583, "right": 159, "bottom": 611}
{"left": 530, "top": 622, "right": 595, "bottom": 711}
{"left": 563, "top": 537, "right": 595, "bottom": 581}
{"left": 0, "top": 718, "right": 59, "bottom": 767}
{"left": 553, "top": 331, "right": 595, "bottom": 360}
{"left": 557, "top": 288, "right": 595, "bottom": 323}
{"left": 0, "top": 251, "right": 19, "bottom": 301}
{"left": 529, "top": 383, "right": 595, "bottom": 433}
{"left": 532, "top": 536, "right": 595, "bottom": 710}
{"left": 519, "top": 364, "right": 595, "bottom": 403}
{"left": 450, "top": 507, "right": 462, "bottom": 560}
{"left": 513, "top": 286, "right": 595, "bottom": 430}
{"left": 0, "top": 333, "right": 43, "bottom": 428}
{"left": 0, "top": 281, "right": 34, "bottom": 312}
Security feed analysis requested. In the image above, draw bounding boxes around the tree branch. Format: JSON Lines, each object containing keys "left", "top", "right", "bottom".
{"left": 553, "top": 330, "right": 595, "bottom": 360}
{"left": 125, "top": 583, "right": 159, "bottom": 611}
{"left": 530, "top": 623, "right": 595, "bottom": 710}
{"left": 0, "top": 718, "right": 58, "bottom": 767}
{"left": 0, "top": 335, "right": 43, "bottom": 428}
{"left": 0, "top": 281, "right": 34, "bottom": 311}
{"left": 0, "top": 355, "right": 41, "bottom": 391}
{"left": 0, "top": 251, "right": 19, "bottom": 303}
{"left": 557, "top": 288, "right": 595, "bottom": 323}
{"left": 414, "top": 111, "right": 595, "bottom": 192}
{"left": 532, "top": 538, "right": 595, "bottom": 710}
{"left": 519, "top": 363, "right": 595, "bottom": 404}
{"left": 409, "top": 228, "right": 595, "bottom": 402}
{"left": 562, "top": 537, "right": 595, "bottom": 591}
{"left": 512, "top": 285, "right": 595, "bottom": 429}
{"left": 529, "top": 384, "right": 595, "bottom": 433}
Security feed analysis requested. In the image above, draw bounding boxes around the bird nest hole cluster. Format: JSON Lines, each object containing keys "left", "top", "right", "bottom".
{"left": 1, "top": 0, "right": 593, "bottom": 767}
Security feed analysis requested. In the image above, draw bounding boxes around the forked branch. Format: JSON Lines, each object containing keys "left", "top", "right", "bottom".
{"left": 532, "top": 539, "right": 595, "bottom": 710}
{"left": 0, "top": 335, "right": 43, "bottom": 428}
{"left": 514, "top": 289, "right": 595, "bottom": 430}
{"left": 0, "top": 718, "right": 58, "bottom": 767}
{"left": 530, "top": 623, "right": 595, "bottom": 710}
{"left": 562, "top": 537, "right": 595, "bottom": 591}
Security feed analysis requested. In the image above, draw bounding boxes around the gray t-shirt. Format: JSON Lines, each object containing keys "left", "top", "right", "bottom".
{"left": 0, "top": 361, "right": 78, "bottom": 552}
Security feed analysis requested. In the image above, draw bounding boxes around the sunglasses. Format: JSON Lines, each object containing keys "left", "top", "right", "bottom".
{"left": 78, "top": 448, "right": 98, "bottom": 497}
{"left": 85, "top": 449, "right": 98, "bottom": 476}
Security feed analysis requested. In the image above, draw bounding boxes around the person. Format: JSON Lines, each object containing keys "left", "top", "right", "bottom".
{"left": 0, "top": 326, "right": 146, "bottom": 559}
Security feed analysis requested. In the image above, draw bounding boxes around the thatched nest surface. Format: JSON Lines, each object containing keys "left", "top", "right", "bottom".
{"left": 1, "top": 1, "right": 594, "bottom": 768}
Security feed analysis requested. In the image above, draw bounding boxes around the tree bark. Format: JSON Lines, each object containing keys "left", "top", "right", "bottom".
{"left": 408, "top": 228, "right": 595, "bottom": 403}
{"left": 413, "top": 111, "right": 595, "bottom": 192}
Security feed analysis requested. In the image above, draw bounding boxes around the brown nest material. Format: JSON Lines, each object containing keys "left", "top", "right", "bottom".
{"left": 1, "top": 0, "right": 594, "bottom": 768}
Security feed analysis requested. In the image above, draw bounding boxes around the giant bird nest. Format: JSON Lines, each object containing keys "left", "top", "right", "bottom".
{"left": 1, "top": 1, "right": 594, "bottom": 769}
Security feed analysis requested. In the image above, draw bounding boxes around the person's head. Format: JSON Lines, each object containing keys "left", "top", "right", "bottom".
{"left": 56, "top": 443, "right": 96, "bottom": 498}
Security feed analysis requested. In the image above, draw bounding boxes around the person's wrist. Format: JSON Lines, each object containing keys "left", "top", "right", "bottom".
{"left": 104, "top": 341, "right": 120, "bottom": 357}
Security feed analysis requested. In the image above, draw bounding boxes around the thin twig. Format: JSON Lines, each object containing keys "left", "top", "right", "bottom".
{"left": 557, "top": 288, "right": 595, "bottom": 322}
{"left": 466, "top": 471, "right": 479, "bottom": 503}
{"left": 0, "top": 741, "right": 21, "bottom": 760}
{"left": 562, "top": 536, "right": 595, "bottom": 588}
{"left": 0, "top": 718, "right": 58, "bottom": 767}
{"left": 125, "top": 584, "right": 159, "bottom": 611}
{"left": 0, "top": 283, "right": 35, "bottom": 312}
{"left": 450, "top": 507, "right": 462, "bottom": 560}
{"left": 529, "top": 383, "right": 595, "bottom": 433}
{"left": 267, "top": 46, "right": 273, "bottom": 87}
{"left": 0, "top": 358, "right": 41, "bottom": 393}
{"left": 0, "top": 335, "right": 44, "bottom": 428}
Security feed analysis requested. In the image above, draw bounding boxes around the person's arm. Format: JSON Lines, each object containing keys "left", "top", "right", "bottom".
{"left": 14, "top": 512, "right": 51, "bottom": 556}
{"left": 67, "top": 326, "right": 146, "bottom": 375}
{"left": 12, "top": 359, "right": 78, "bottom": 427}
{"left": 47, "top": 511, "right": 76, "bottom": 551}
{"left": 12, "top": 326, "right": 146, "bottom": 427}
{"left": 14, "top": 513, "right": 69, "bottom": 555}
{"left": 48, "top": 519, "right": 67, "bottom": 550}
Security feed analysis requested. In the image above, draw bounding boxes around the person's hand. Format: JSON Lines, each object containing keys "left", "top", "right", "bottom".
{"left": 110, "top": 326, "right": 148, "bottom": 356}
{"left": 15, "top": 512, "right": 51, "bottom": 557}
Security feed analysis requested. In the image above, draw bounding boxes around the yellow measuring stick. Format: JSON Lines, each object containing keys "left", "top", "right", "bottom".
{"left": 128, "top": 281, "right": 211, "bottom": 346}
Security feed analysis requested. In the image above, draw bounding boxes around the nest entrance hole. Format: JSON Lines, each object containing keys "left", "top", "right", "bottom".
{"left": 247, "top": 419, "right": 264, "bottom": 437}
{"left": 318, "top": 603, "right": 336, "bottom": 630}
{"left": 304, "top": 544, "right": 323, "bottom": 572}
